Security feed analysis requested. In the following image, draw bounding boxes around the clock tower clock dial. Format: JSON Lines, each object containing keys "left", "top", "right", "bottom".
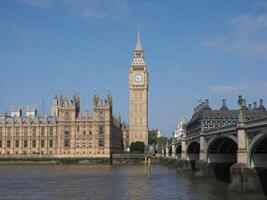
{"left": 129, "top": 32, "right": 149, "bottom": 145}
{"left": 134, "top": 73, "right": 143, "bottom": 84}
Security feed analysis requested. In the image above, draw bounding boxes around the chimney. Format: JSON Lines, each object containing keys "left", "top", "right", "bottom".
{"left": 11, "top": 106, "right": 22, "bottom": 118}
{"left": 259, "top": 99, "right": 263, "bottom": 107}
{"left": 242, "top": 99, "right": 248, "bottom": 109}
{"left": 205, "top": 99, "right": 209, "bottom": 107}
{"left": 221, "top": 99, "right": 228, "bottom": 110}
{"left": 223, "top": 99, "right": 226, "bottom": 107}
{"left": 201, "top": 102, "right": 205, "bottom": 109}
{"left": 248, "top": 104, "right": 252, "bottom": 110}
{"left": 259, "top": 99, "right": 265, "bottom": 110}
{"left": 26, "top": 105, "right": 37, "bottom": 117}
{"left": 253, "top": 102, "right": 257, "bottom": 110}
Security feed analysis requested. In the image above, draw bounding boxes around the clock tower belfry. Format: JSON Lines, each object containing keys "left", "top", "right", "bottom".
{"left": 129, "top": 32, "right": 149, "bottom": 145}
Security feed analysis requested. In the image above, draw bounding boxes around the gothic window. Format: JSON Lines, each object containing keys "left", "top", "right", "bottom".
{"left": 0, "top": 140, "right": 2, "bottom": 148}
{"left": 7, "top": 127, "right": 11, "bottom": 138}
{"left": 49, "top": 127, "right": 53, "bottom": 137}
{"left": 41, "top": 140, "right": 45, "bottom": 148}
{"left": 32, "top": 127, "right": 36, "bottom": 137}
{"left": 64, "top": 139, "right": 70, "bottom": 148}
{"left": 134, "top": 92, "right": 138, "bottom": 101}
{"left": 139, "top": 105, "right": 142, "bottom": 113}
{"left": 76, "top": 139, "right": 80, "bottom": 147}
{"left": 24, "top": 140, "right": 28, "bottom": 148}
{"left": 23, "top": 128, "right": 28, "bottom": 138}
{"left": 64, "top": 126, "right": 70, "bottom": 148}
{"left": 99, "top": 112, "right": 104, "bottom": 121}
{"left": 49, "top": 140, "right": 53, "bottom": 148}
{"left": 7, "top": 140, "right": 11, "bottom": 148}
{"left": 98, "top": 126, "right": 104, "bottom": 148}
{"left": 0, "top": 128, "right": 2, "bottom": 138}
{"left": 134, "top": 105, "right": 138, "bottom": 113}
{"left": 64, "top": 111, "right": 70, "bottom": 120}
{"left": 16, "top": 127, "right": 19, "bottom": 138}
{"left": 64, "top": 126, "right": 70, "bottom": 135}
{"left": 15, "top": 140, "right": 19, "bottom": 148}
{"left": 41, "top": 127, "right": 45, "bottom": 137}
{"left": 139, "top": 92, "right": 143, "bottom": 101}
{"left": 32, "top": 140, "right": 36, "bottom": 148}
{"left": 88, "top": 138, "right": 92, "bottom": 146}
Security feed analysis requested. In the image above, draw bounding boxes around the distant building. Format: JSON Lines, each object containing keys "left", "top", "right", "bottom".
{"left": 156, "top": 129, "right": 161, "bottom": 138}
{"left": 173, "top": 117, "right": 186, "bottom": 139}
{"left": 186, "top": 96, "right": 267, "bottom": 136}
{"left": 0, "top": 92, "right": 123, "bottom": 158}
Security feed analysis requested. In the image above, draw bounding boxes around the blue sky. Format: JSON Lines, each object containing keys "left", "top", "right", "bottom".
{"left": 1, "top": 0, "right": 267, "bottom": 137}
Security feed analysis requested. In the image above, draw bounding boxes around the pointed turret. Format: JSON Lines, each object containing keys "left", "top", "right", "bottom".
{"left": 135, "top": 31, "right": 143, "bottom": 51}
{"left": 132, "top": 31, "right": 146, "bottom": 65}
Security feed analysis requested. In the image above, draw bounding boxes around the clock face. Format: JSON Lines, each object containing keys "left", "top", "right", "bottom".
{"left": 134, "top": 73, "right": 143, "bottom": 83}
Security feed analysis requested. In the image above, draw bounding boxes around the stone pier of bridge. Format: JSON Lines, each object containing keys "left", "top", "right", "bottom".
{"left": 163, "top": 111, "right": 267, "bottom": 196}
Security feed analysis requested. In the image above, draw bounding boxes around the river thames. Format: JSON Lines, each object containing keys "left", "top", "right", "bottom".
{"left": 0, "top": 164, "right": 265, "bottom": 200}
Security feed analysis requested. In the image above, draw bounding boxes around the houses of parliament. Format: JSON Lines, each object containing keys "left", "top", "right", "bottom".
{"left": 0, "top": 34, "right": 149, "bottom": 158}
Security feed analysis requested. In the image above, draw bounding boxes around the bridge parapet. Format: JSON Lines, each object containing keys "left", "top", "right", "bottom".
{"left": 169, "top": 96, "right": 267, "bottom": 195}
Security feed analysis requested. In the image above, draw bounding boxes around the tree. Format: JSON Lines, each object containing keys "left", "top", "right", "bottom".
{"left": 157, "top": 136, "right": 168, "bottom": 144}
{"left": 148, "top": 130, "right": 158, "bottom": 145}
{"left": 130, "top": 141, "right": 145, "bottom": 153}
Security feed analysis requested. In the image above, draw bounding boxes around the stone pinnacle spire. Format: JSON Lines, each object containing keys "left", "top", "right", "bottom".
{"left": 135, "top": 31, "right": 143, "bottom": 51}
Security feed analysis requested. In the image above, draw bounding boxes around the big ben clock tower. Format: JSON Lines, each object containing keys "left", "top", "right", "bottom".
{"left": 129, "top": 32, "right": 149, "bottom": 145}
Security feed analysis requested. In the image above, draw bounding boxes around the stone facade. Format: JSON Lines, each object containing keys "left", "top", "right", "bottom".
{"left": 186, "top": 96, "right": 267, "bottom": 137}
{"left": 0, "top": 92, "right": 123, "bottom": 158}
{"left": 129, "top": 32, "right": 149, "bottom": 145}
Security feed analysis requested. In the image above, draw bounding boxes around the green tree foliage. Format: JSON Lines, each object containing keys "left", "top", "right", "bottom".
{"left": 157, "top": 136, "right": 168, "bottom": 144}
{"left": 148, "top": 129, "right": 170, "bottom": 145}
{"left": 168, "top": 137, "right": 173, "bottom": 144}
{"left": 130, "top": 142, "right": 145, "bottom": 153}
{"left": 148, "top": 130, "right": 158, "bottom": 145}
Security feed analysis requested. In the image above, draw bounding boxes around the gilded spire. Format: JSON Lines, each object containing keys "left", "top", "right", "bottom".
{"left": 135, "top": 31, "right": 143, "bottom": 51}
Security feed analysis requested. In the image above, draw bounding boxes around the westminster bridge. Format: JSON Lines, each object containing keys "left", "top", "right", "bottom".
{"left": 164, "top": 106, "right": 267, "bottom": 195}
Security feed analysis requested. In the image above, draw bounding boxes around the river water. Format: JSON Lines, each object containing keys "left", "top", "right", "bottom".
{"left": 0, "top": 164, "right": 265, "bottom": 200}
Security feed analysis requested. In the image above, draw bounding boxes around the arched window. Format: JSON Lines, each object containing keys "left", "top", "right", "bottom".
{"left": 98, "top": 126, "right": 104, "bottom": 148}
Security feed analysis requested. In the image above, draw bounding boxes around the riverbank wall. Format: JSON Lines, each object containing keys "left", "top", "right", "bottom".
{"left": 0, "top": 154, "right": 159, "bottom": 165}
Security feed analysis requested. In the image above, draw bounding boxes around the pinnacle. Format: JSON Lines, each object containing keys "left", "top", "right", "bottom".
{"left": 135, "top": 31, "right": 143, "bottom": 51}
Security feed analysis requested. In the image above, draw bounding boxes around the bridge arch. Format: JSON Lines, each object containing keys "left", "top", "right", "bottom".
{"left": 168, "top": 146, "right": 172, "bottom": 157}
{"left": 175, "top": 144, "right": 181, "bottom": 159}
{"left": 207, "top": 136, "right": 237, "bottom": 182}
{"left": 187, "top": 141, "right": 200, "bottom": 161}
{"left": 207, "top": 136, "right": 237, "bottom": 163}
{"left": 248, "top": 133, "right": 267, "bottom": 195}
{"left": 249, "top": 133, "right": 267, "bottom": 168}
